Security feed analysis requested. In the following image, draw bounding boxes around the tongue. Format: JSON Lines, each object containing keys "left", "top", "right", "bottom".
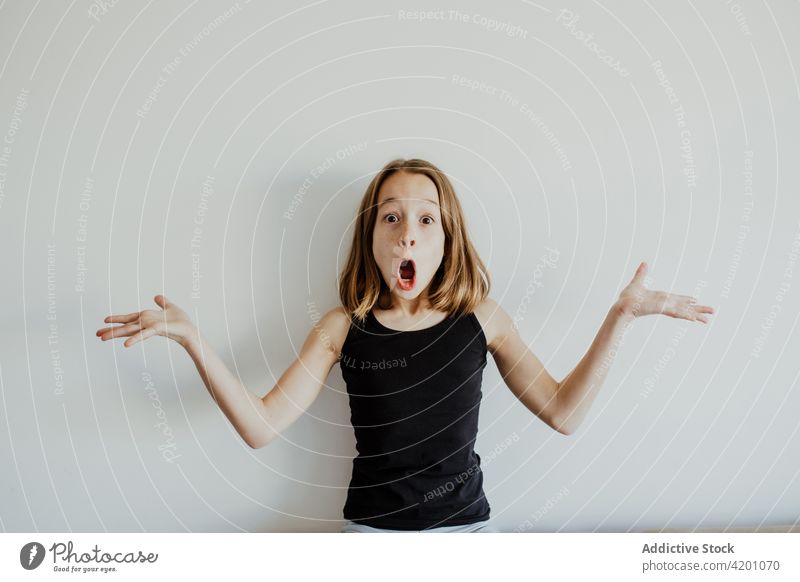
{"left": 400, "top": 264, "right": 414, "bottom": 280}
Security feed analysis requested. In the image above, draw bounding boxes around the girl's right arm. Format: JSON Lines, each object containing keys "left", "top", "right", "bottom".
{"left": 96, "top": 295, "right": 350, "bottom": 449}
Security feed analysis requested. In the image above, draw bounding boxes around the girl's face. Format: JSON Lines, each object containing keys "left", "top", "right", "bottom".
{"left": 372, "top": 171, "right": 445, "bottom": 300}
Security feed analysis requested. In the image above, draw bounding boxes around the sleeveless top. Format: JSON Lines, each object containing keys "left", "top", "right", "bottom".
{"left": 339, "top": 306, "right": 491, "bottom": 530}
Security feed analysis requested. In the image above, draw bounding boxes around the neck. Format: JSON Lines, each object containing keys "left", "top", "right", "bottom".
{"left": 379, "top": 289, "right": 433, "bottom": 317}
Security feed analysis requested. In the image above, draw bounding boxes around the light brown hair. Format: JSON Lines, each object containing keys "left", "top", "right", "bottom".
{"left": 338, "top": 158, "right": 490, "bottom": 323}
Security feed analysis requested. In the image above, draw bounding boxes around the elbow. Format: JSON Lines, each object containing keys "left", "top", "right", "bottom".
{"left": 551, "top": 409, "right": 575, "bottom": 436}
{"left": 551, "top": 387, "right": 572, "bottom": 436}
{"left": 553, "top": 420, "right": 574, "bottom": 436}
{"left": 246, "top": 431, "right": 274, "bottom": 450}
{"left": 247, "top": 438, "right": 268, "bottom": 450}
{"left": 557, "top": 424, "right": 574, "bottom": 436}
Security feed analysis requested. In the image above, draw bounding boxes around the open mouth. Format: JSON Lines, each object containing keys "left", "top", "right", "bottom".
{"left": 397, "top": 259, "right": 416, "bottom": 291}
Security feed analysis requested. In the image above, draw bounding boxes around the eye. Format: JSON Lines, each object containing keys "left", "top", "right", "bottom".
{"left": 384, "top": 213, "right": 399, "bottom": 223}
{"left": 421, "top": 216, "right": 434, "bottom": 225}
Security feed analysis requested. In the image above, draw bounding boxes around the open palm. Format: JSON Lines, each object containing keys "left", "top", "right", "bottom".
{"left": 617, "top": 262, "right": 715, "bottom": 323}
{"left": 96, "top": 295, "right": 197, "bottom": 347}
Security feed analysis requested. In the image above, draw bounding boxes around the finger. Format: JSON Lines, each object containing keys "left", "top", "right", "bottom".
{"left": 685, "top": 306, "right": 712, "bottom": 323}
{"left": 631, "top": 261, "right": 648, "bottom": 284}
{"left": 669, "top": 295, "right": 696, "bottom": 311}
{"left": 154, "top": 295, "right": 171, "bottom": 310}
{"left": 668, "top": 301, "right": 695, "bottom": 319}
{"left": 672, "top": 308, "right": 695, "bottom": 320}
{"left": 96, "top": 324, "right": 139, "bottom": 335}
{"left": 682, "top": 297, "right": 715, "bottom": 314}
{"left": 100, "top": 325, "right": 141, "bottom": 340}
{"left": 100, "top": 323, "right": 141, "bottom": 340}
{"left": 124, "top": 327, "right": 157, "bottom": 348}
{"left": 103, "top": 313, "right": 140, "bottom": 324}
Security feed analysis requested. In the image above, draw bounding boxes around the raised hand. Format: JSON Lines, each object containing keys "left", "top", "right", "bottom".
{"left": 616, "top": 262, "right": 715, "bottom": 323}
{"left": 96, "top": 295, "right": 198, "bottom": 348}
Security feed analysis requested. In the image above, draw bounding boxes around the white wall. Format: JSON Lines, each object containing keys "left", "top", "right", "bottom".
{"left": 0, "top": 0, "right": 798, "bottom": 532}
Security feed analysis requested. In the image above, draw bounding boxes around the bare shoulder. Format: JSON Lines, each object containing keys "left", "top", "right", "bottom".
{"left": 314, "top": 306, "right": 352, "bottom": 357}
{"left": 472, "top": 297, "right": 516, "bottom": 354}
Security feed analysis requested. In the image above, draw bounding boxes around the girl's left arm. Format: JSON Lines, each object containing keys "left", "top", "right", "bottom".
{"left": 554, "top": 261, "right": 714, "bottom": 434}
{"left": 486, "top": 262, "right": 714, "bottom": 436}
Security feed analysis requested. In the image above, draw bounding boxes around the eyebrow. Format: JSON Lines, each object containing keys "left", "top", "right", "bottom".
{"left": 378, "top": 196, "right": 440, "bottom": 207}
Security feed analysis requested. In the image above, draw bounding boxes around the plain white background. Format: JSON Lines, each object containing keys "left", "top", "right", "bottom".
{"left": 0, "top": 0, "right": 798, "bottom": 532}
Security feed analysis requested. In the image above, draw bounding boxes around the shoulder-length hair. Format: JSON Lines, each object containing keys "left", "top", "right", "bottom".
{"left": 338, "top": 158, "right": 490, "bottom": 324}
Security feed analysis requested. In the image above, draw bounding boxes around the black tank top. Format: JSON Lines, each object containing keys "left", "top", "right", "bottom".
{"left": 339, "top": 306, "right": 491, "bottom": 530}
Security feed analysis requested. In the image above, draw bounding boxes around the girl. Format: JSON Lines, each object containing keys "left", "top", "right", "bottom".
{"left": 96, "top": 158, "right": 714, "bottom": 533}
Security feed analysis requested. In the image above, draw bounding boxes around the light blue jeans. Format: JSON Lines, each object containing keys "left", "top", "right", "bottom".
{"left": 341, "top": 519, "right": 500, "bottom": 533}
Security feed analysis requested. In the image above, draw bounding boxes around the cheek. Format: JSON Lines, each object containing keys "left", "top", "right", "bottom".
{"left": 372, "top": 228, "right": 385, "bottom": 252}
{"left": 421, "top": 232, "right": 445, "bottom": 267}
{"left": 431, "top": 229, "right": 446, "bottom": 253}
{"left": 372, "top": 232, "right": 392, "bottom": 263}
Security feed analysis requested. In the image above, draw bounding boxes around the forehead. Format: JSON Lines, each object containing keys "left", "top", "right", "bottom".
{"left": 377, "top": 171, "right": 440, "bottom": 207}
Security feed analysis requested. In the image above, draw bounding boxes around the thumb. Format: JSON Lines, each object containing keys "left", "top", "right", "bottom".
{"left": 154, "top": 294, "right": 171, "bottom": 309}
{"left": 632, "top": 261, "right": 648, "bottom": 283}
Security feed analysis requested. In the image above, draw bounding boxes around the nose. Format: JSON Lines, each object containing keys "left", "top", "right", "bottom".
{"left": 399, "top": 232, "right": 415, "bottom": 248}
{"left": 398, "top": 220, "right": 417, "bottom": 248}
